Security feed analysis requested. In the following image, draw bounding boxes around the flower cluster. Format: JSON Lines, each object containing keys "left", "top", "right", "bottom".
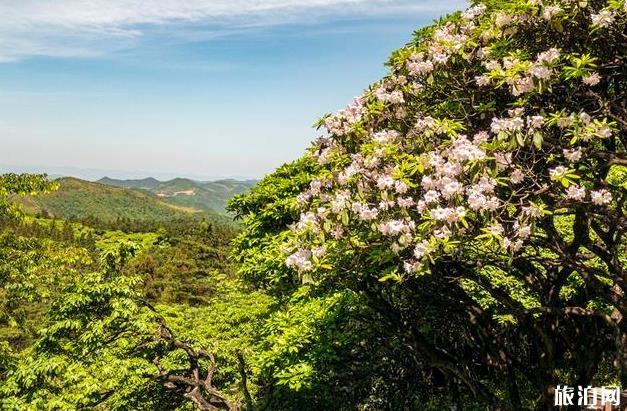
{"left": 285, "top": 0, "right": 622, "bottom": 278}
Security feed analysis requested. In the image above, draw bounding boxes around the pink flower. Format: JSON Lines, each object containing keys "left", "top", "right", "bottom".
{"left": 413, "top": 240, "right": 432, "bottom": 259}
{"left": 286, "top": 249, "right": 313, "bottom": 271}
{"left": 591, "top": 189, "right": 612, "bottom": 205}
{"left": 566, "top": 185, "right": 586, "bottom": 201}
{"left": 510, "top": 169, "right": 525, "bottom": 184}
{"left": 423, "top": 190, "right": 440, "bottom": 204}
{"left": 529, "top": 65, "right": 552, "bottom": 80}
{"left": 591, "top": 10, "right": 616, "bottom": 27}
{"left": 527, "top": 115, "right": 544, "bottom": 129}
{"left": 397, "top": 197, "right": 415, "bottom": 208}
{"left": 583, "top": 72, "right": 601, "bottom": 86}
{"left": 377, "top": 175, "right": 395, "bottom": 189}
{"left": 475, "top": 75, "right": 490, "bottom": 86}
{"left": 488, "top": 223, "right": 504, "bottom": 236}
{"left": 563, "top": 148, "right": 582, "bottom": 162}
{"left": 543, "top": 5, "right": 561, "bottom": 20}
{"left": 407, "top": 60, "right": 434, "bottom": 76}
{"left": 536, "top": 48, "right": 560, "bottom": 64}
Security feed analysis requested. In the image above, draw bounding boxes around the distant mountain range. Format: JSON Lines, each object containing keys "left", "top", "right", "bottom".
{"left": 97, "top": 177, "right": 257, "bottom": 213}
{"left": 15, "top": 176, "right": 257, "bottom": 223}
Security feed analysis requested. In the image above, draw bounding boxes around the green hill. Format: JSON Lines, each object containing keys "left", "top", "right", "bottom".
{"left": 98, "top": 177, "right": 161, "bottom": 190}
{"left": 98, "top": 177, "right": 257, "bottom": 213}
{"left": 16, "top": 177, "right": 199, "bottom": 222}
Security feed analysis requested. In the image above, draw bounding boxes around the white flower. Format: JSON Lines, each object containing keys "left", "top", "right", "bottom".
{"left": 395, "top": 180, "right": 409, "bottom": 194}
{"left": 467, "top": 191, "right": 487, "bottom": 210}
{"left": 403, "top": 260, "right": 421, "bottom": 273}
{"left": 431, "top": 52, "right": 449, "bottom": 65}
{"left": 511, "top": 168, "right": 525, "bottom": 184}
{"left": 484, "top": 196, "right": 500, "bottom": 211}
{"left": 491, "top": 117, "right": 524, "bottom": 134}
{"left": 434, "top": 226, "right": 451, "bottom": 239}
{"left": 523, "top": 203, "right": 544, "bottom": 219}
{"left": 286, "top": 249, "right": 313, "bottom": 271}
{"left": 566, "top": 185, "right": 586, "bottom": 201}
{"left": 528, "top": 115, "right": 545, "bottom": 129}
{"left": 595, "top": 124, "right": 612, "bottom": 138}
{"left": 475, "top": 75, "right": 490, "bottom": 86}
{"left": 296, "top": 212, "right": 318, "bottom": 231}
{"left": 512, "top": 77, "right": 535, "bottom": 96}
{"left": 591, "top": 189, "right": 612, "bottom": 205}
{"left": 397, "top": 197, "right": 415, "bottom": 208}
{"left": 331, "top": 227, "right": 344, "bottom": 239}
{"left": 549, "top": 166, "right": 568, "bottom": 179}
{"left": 488, "top": 223, "right": 504, "bottom": 236}
{"left": 473, "top": 131, "right": 489, "bottom": 145}
{"left": 536, "top": 48, "right": 560, "bottom": 64}
{"left": 563, "top": 148, "right": 582, "bottom": 162}
{"left": 591, "top": 10, "right": 616, "bottom": 28}
{"left": 529, "top": 64, "right": 552, "bottom": 80}
{"left": 495, "top": 12, "right": 513, "bottom": 28}
{"left": 373, "top": 130, "right": 400, "bottom": 144}
{"left": 462, "top": 4, "right": 487, "bottom": 20}
{"left": 296, "top": 192, "right": 312, "bottom": 206}
{"left": 415, "top": 116, "right": 437, "bottom": 131}
{"left": 484, "top": 60, "right": 501, "bottom": 71}
{"left": 494, "top": 152, "right": 513, "bottom": 169}
{"left": 352, "top": 202, "right": 379, "bottom": 221}
{"left": 312, "top": 245, "right": 326, "bottom": 258}
{"left": 378, "top": 199, "right": 393, "bottom": 211}
{"left": 441, "top": 180, "right": 463, "bottom": 199}
{"left": 514, "top": 222, "right": 532, "bottom": 239}
{"left": 504, "top": 237, "right": 524, "bottom": 252}
{"left": 377, "top": 175, "right": 395, "bottom": 189}
{"left": 421, "top": 176, "right": 436, "bottom": 190}
{"left": 583, "top": 72, "right": 601, "bottom": 86}
{"left": 423, "top": 190, "right": 441, "bottom": 204}
{"left": 407, "top": 60, "right": 435, "bottom": 76}
{"left": 379, "top": 219, "right": 413, "bottom": 236}
{"left": 431, "top": 207, "right": 450, "bottom": 221}
{"left": 448, "top": 206, "right": 467, "bottom": 224}
{"left": 579, "top": 112, "right": 592, "bottom": 124}
{"left": 474, "top": 176, "right": 496, "bottom": 193}
{"left": 543, "top": 5, "right": 561, "bottom": 20}
{"left": 374, "top": 87, "right": 405, "bottom": 104}
{"left": 557, "top": 114, "right": 575, "bottom": 128}
{"left": 413, "top": 240, "right": 432, "bottom": 259}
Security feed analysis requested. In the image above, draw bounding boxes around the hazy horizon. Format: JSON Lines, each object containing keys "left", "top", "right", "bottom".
{"left": 0, "top": 162, "right": 260, "bottom": 182}
{"left": 0, "top": 0, "right": 466, "bottom": 178}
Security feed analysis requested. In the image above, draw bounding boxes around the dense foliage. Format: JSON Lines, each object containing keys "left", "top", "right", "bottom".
{"left": 230, "top": 0, "right": 627, "bottom": 409}
{"left": 0, "top": 178, "right": 270, "bottom": 410}
{"left": 1, "top": 0, "right": 626, "bottom": 410}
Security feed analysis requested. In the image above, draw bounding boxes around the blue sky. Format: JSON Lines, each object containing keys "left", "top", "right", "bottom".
{"left": 0, "top": 0, "right": 466, "bottom": 180}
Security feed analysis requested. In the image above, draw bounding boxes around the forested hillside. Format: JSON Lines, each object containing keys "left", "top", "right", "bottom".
{"left": 100, "top": 177, "right": 257, "bottom": 213}
{"left": 1, "top": 0, "right": 626, "bottom": 410}
{"left": 16, "top": 177, "right": 199, "bottom": 222}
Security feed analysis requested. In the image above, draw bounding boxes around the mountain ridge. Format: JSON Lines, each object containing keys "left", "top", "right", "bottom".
{"left": 98, "top": 177, "right": 257, "bottom": 213}
{"left": 16, "top": 177, "right": 201, "bottom": 223}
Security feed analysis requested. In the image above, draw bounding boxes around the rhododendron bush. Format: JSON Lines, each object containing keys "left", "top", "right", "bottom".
{"left": 230, "top": 0, "right": 626, "bottom": 408}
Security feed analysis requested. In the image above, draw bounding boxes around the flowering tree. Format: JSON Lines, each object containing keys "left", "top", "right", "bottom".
{"left": 231, "top": 0, "right": 626, "bottom": 408}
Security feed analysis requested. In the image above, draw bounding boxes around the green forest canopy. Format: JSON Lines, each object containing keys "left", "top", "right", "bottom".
{"left": 1, "top": 0, "right": 627, "bottom": 410}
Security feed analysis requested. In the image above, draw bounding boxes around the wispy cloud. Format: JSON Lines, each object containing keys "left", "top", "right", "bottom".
{"left": 0, "top": 0, "right": 466, "bottom": 62}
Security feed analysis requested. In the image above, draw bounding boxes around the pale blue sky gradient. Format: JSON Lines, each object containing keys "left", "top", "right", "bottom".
{"left": 0, "top": 0, "right": 466, "bottom": 179}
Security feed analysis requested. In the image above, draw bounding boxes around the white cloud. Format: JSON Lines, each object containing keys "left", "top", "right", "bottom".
{"left": 0, "top": 0, "right": 466, "bottom": 61}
